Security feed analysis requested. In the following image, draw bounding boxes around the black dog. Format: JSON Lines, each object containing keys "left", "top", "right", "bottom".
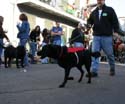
{"left": 37, "top": 44, "right": 100, "bottom": 88}
{"left": 4, "top": 45, "right": 26, "bottom": 68}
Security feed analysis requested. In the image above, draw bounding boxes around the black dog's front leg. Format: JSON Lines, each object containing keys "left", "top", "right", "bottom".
{"left": 16, "top": 57, "right": 20, "bottom": 68}
{"left": 77, "top": 66, "right": 84, "bottom": 82}
{"left": 8, "top": 57, "right": 12, "bottom": 68}
{"left": 4, "top": 56, "right": 8, "bottom": 68}
{"left": 85, "top": 64, "right": 91, "bottom": 83}
{"left": 21, "top": 58, "right": 24, "bottom": 68}
{"left": 59, "top": 68, "right": 70, "bottom": 88}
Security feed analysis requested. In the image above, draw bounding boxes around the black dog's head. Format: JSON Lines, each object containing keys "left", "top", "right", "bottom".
{"left": 37, "top": 44, "right": 68, "bottom": 59}
{"left": 37, "top": 44, "right": 58, "bottom": 59}
{"left": 4, "top": 45, "right": 16, "bottom": 57}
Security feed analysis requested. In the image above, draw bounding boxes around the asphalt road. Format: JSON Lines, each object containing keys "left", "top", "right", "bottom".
{"left": 0, "top": 62, "right": 125, "bottom": 104}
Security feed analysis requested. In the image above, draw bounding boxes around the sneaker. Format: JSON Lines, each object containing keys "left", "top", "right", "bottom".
{"left": 86, "top": 72, "right": 98, "bottom": 77}
{"left": 110, "top": 69, "right": 115, "bottom": 76}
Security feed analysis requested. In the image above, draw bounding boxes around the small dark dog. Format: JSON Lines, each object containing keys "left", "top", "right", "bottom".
{"left": 37, "top": 44, "right": 100, "bottom": 88}
{"left": 4, "top": 45, "right": 26, "bottom": 68}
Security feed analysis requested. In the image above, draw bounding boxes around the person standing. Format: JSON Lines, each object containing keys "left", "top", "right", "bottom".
{"left": 51, "top": 21, "right": 63, "bottom": 46}
{"left": 17, "top": 13, "right": 30, "bottom": 67}
{"left": 70, "top": 22, "right": 85, "bottom": 47}
{"left": 0, "top": 16, "right": 10, "bottom": 65}
{"left": 86, "top": 0, "right": 119, "bottom": 77}
{"left": 50, "top": 21, "right": 63, "bottom": 63}
{"left": 29, "top": 25, "right": 41, "bottom": 64}
{"left": 40, "top": 28, "right": 50, "bottom": 64}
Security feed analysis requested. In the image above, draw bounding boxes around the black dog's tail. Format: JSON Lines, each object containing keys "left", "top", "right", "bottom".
{"left": 91, "top": 52, "right": 101, "bottom": 58}
{"left": 87, "top": 43, "right": 101, "bottom": 58}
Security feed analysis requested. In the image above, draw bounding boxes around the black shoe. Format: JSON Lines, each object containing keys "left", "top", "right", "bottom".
{"left": 86, "top": 72, "right": 98, "bottom": 77}
{"left": 110, "top": 69, "right": 115, "bottom": 76}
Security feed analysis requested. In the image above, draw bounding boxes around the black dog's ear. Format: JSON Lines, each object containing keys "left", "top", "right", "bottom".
{"left": 91, "top": 52, "right": 101, "bottom": 58}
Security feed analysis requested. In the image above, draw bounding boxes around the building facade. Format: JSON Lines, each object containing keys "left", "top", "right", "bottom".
{"left": 0, "top": 0, "right": 88, "bottom": 46}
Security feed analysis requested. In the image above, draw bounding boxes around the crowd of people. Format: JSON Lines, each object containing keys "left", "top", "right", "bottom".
{"left": 0, "top": 13, "right": 64, "bottom": 66}
{"left": 0, "top": 0, "right": 125, "bottom": 78}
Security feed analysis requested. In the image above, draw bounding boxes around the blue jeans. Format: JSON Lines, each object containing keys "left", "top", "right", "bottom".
{"left": 91, "top": 36, "right": 115, "bottom": 73}
{"left": 73, "top": 42, "right": 84, "bottom": 47}
{"left": 30, "top": 42, "right": 37, "bottom": 57}
{"left": 19, "top": 39, "right": 29, "bottom": 66}
{"left": 52, "top": 39, "right": 61, "bottom": 46}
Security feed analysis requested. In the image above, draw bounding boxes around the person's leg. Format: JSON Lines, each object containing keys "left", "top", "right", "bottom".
{"left": 19, "top": 39, "right": 29, "bottom": 66}
{"left": 19, "top": 39, "right": 27, "bottom": 46}
{"left": 91, "top": 36, "right": 101, "bottom": 76}
{"left": 30, "top": 42, "right": 37, "bottom": 64}
{"left": 101, "top": 36, "right": 115, "bottom": 76}
{"left": 30, "top": 42, "right": 36, "bottom": 57}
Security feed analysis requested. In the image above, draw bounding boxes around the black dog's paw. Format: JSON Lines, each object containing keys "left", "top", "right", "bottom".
{"left": 78, "top": 79, "right": 82, "bottom": 83}
{"left": 68, "top": 77, "right": 74, "bottom": 80}
{"left": 5, "top": 66, "right": 8, "bottom": 68}
{"left": 87, "top": 81, "right": 91, "bottom": 84}
{"left": 91, "top": 52, "right": 101, "bottom": 58}
{"left": 17, "top": 66, "right": 20, "bottom": 68}
{"left": 59, "top": 84, "right": 65, "bottom": 88}
{"left": 22, "top": 65, "right": 24, "bottom": 68}
{"left": 8, "top": 65, "right": 11, "bottom": 68}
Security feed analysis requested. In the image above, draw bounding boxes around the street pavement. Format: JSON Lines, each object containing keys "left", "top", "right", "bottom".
{"left": 0, "top": 62, "right": 125, "bottom": 104}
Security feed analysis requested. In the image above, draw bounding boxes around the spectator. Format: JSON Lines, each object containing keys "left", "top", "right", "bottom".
{"left": 51, "top": 21, "right": 63, "bottom": 46}
{"left": 86, "top": 0, "right": 119, "bottom": 77}
{"left": 0, "top": 16, "right": 10, "bottom": 65}
{"left": 42, "top": 28, "right": 50, "bottom": 45}
{"left": 17, "top": 13, "right": 30, "bottom": 67}
{"left": 40, "top": 28, "right": 50, "bottom": 64}
{"left": 50, "top": 21, "right": 63, "bottom": 63}
{"left": 70, "top": 22, "right": 85, "bottom": 47}
{"left": 29, "top": 25, "right": 41, "bottom": 64}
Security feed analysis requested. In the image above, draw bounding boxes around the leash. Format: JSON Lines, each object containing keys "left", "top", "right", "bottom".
{"left": 66, "top": 34, "right": 83, "bottom": 45}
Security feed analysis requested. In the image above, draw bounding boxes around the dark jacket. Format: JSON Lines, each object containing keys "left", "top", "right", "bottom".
{"left": 30, "top": 30, "right": 40, "bottom": 42}
{"left": 87, "top": 4, "right": 119, "bottom": 36}
{"left": 0, "top": 25, "right": 9, "bottom": 40}
{"left": 70, "top": 28, "right": 84, "bottom": 44}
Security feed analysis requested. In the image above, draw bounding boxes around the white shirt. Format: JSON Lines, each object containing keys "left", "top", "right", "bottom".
{"left": 98, "top": 10, "right": 102, "bottom": 20}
